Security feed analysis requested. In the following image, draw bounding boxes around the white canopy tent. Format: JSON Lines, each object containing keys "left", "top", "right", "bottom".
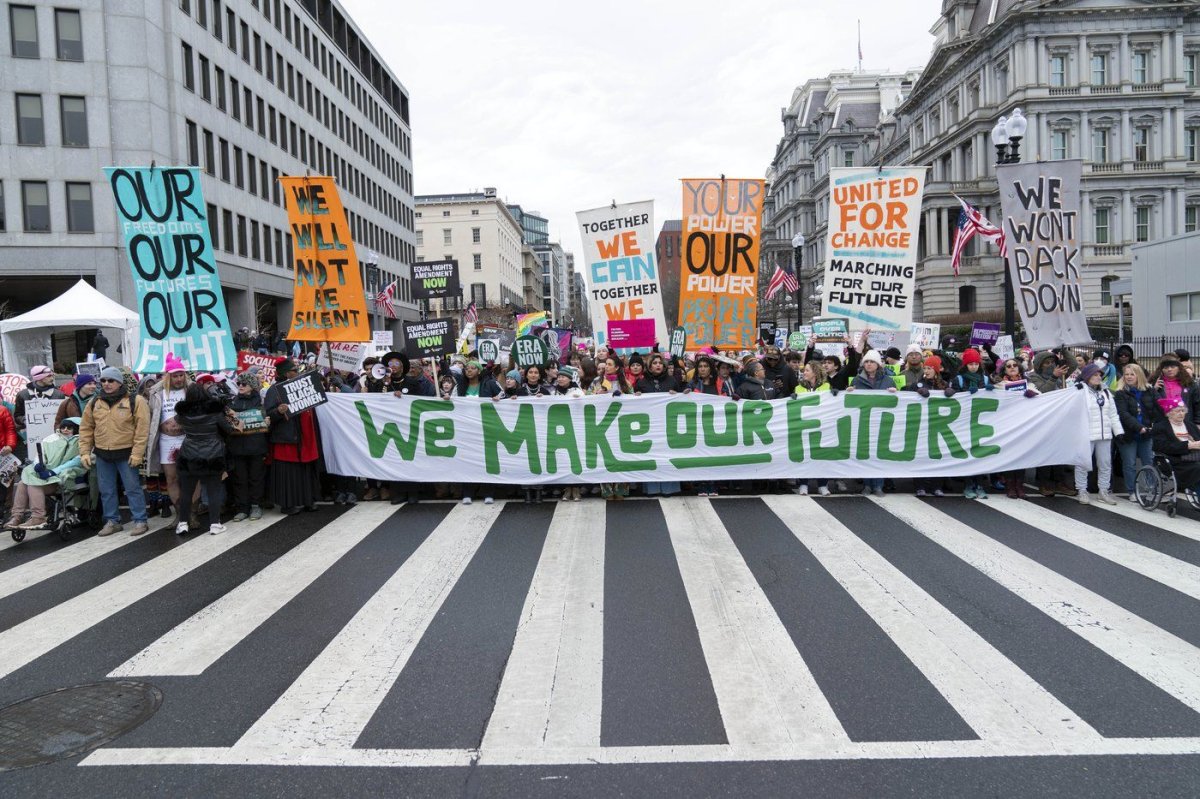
{"left": 0, "top": 280, "right": 140, "bottom": 375}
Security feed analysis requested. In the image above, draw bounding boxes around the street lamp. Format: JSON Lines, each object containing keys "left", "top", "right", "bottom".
{"left": 791, "top": 232, "right": 806, "bottom": 330}
{"left": 992, "top": 109, "right": 1028, "bottom": 338}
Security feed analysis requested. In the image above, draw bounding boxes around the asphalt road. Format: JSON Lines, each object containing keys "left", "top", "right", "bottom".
{"left": 1, "top": 491, "right": 1199, "bottom": 797}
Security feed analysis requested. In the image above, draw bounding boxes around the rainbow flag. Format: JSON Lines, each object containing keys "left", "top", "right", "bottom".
{"left": 515, "top": 311, "right": 550, "bottom": 337}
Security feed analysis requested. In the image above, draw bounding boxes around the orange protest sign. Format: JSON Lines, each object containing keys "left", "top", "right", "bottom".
{"left": 280, "top": 176, "right": 369, "bottom": 342}
{"left": 678, "top": 178, "right": 765, "bottom": 349}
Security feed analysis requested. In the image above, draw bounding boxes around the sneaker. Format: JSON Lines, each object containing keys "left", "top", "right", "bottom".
{"left": 1076, "top": 492, "right": 1091, "bottom": 505}
{"left": 462, "top": 496, "right": 473, "bottom": 505}
{"left": 1128, "top": 493, "right": 1139, "bottom": 503}
{"left": 818, "top": 486, "right": 830, "bottom": 496}
{"left": 344, "top": 493, "right": 357, "bottom": 506}
{"left": 362, "top": 488, "right": 379, "bottom": 502}
{"left": 97, "top": 521, "right": 123, "bottom": 537}
{"left": 333, "top": 492, "right": 346, "bottom": 505}
{"left": 1098, "top": 492, "right": 1118, "bottom": 505}
{"left": 873, "top": 487, "right": 885, "bottom": 497}
{"left": 129, "top": 522, "right": 150, "bottom": 537}
{"left": 915, "top": 489, "right": 927, "bottom": 497}
{"left": 3, "top": 514, "right": 23, "bottom": 529}
{"left": 249, "top": 505, "right": 263, "bottom": 520}
{"left": 964, "top": 487, "right": 977, "bottom": 499}
{"left": 698, "top": 491, "right": 709, "bottom": 498}
{"left": 232, "top": 512, "right": 248, "bottom": 522}
{"left": 861, "top": 487, "right": 872, "bottom": 496}
{"left": 709, "top": 491, "right": 719, "bottom": 497}
{"left": 797, "top": 485, "right": 809, "bottom": 496}
{"left": 18, "top": 515, "right": 47, "bottom": 530}
{"left": 175, "top": 522, "right": 189, "bottom": 536}
{"left": 484, "top": 496, "right": 494, "bottom": 505}
{"left": 933, "top": 489, "right": 945, "bottom": 497}
{"left": 208, "top": 523, "right": 226, "bottom": 536}
{"left": 975, "top": 488, "right": 988, "bottom": 500}
{"left": 835, "top": 481, "right": 848, "bottom": 493}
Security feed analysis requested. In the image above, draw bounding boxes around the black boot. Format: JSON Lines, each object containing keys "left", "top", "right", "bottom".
{"left": 524, "top": 488, "right": 533, "bottom": 504}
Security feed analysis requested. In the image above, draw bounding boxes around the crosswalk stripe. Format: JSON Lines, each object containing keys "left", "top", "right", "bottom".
{"left": 989, "top": 500, "right": 1200, "bottom": 601}
{"left": 662, "top": 497, "right": 848, "bottom": 748}
{"left": 234, "top": 502, "right": 502, "bottom": 751}
{"left": 481, "top": 502, "right": 605, "bottom": 750}
{"left": 773, "top": 496, "right": 1100, "bottom": 744}
{"left": 1082, "top": 497, "right": 1200, "bottom": 544}
{"left": 0, "top": 514, "right": 280, "bottom": 680}
{"left": 0, "top": 528, "right": 52, "bottom": 552}
{"left": 874, "top": 494, "right": 1200, "bottom": 715}
{"left": 109, "top": 504, "right": 398, "bottom": 677}
{"left": 0, "top": 518, "right": 172, "bottom": 602}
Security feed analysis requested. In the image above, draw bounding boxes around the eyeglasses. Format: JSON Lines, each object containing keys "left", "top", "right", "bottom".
{"left": 1005, "top": 362, "right": 1020, "bottom": 368}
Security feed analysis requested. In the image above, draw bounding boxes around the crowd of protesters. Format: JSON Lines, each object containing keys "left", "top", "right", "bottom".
{"left": 1, "top": 329, "right": 1197, "bottom": 538}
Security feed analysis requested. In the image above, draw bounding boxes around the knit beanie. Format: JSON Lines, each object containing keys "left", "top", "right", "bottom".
{"left": 1078, "top": 363, "right": 1102, "bottom": 384}
{"left": 100, "top": 366, "right": 124, "bottom": 383}
{"left": 906, "top": 344, "right": 923, "bottom": 357}
{"left": 73, "top": 373, "right": 96, "bottom": 389}
{"left": 961, "top": 348, "right": 982, "bottom": 366}
{"left": 862, "top": 350, "right": 883, "bottom": 366}
{"left": 164, "top": 353, "right": 187, "bottom": 373}
{"left": 924, "top": 355, "right": 943, "bottom": 372}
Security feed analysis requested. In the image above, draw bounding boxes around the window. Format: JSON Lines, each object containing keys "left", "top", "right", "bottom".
{"left": 958, "top": 285, "right": 976, "bottom": 313}
{"left": 237, "top": 215, "right": 247, "bottom": 256}
{"left": 1093, "top": 208, "right": 1110, "bottom": 244}
{"left": 471, "top": 227, "right": 481, "bottom": 244}
{"left": 15, "top": 93, "right": 43, "bottom": 145}
{"left": 1187, "top": 128, "right": 1198, "bottom": 163}
{"left": 222, "top": 209, "right": 233, "bottom": 253}
{"left": 1186, "top": 206, "right": 1198, "bottom": 234}
{"left": 65, "top": 182, "right": 93, "bottom": 232}
{"left": 230, "top": 78, "right": 240, "bottom": 119}
{"left": 843, "top": 149, "right": 855, "bottom": 167}
{"left": 0, "top": 182, "right": 5, "bottom": 231}
{"left": 1051, "top": 130, "right": 1067, "bottom": 160}
{"left": 443, "top": 228, "right": 452, "bottom": 245}
{"left": 1187, "top": 54, "right": 1198, "bottom": 88}
{"left": 59, "top": 96, "right": 87, "bottom": 147}
{"left": 471, "top": 209, "right": 479, "bottom": 216}
{"left": 225, "top": 8, "right": 235, "bottom": 50}
{"left": 215, "top": 67, "right": 225, "bottom": 110}
{"left": 219, "top": 138, "right": 229, "bottom": 181}
{"left": 473, "top": 254, "right": 482, "bottom": 270}
{"left": 1091, "top": 128, "right": 1108, "bottom": 162}
{"left": 181, "top": 42, "right": 194, "bottom": 90}
{"left": 442, "top": 210, "right": 450, "bottom": 217}
{"left": 9, "top": 5, "right": 37, "bottom": 58}
{"left": 198, "top": 54, "right": 210, "bottom": 101}
{"left": 211, "top": 0, "right": 221, "bottom": 37}
{"left": 1133, "top": 128, "right": 1149, "bottom": 162}
{"left": 1132, "top": 51, "right": 1149, "bottom": 84}
{"left": 1169, "top": 293, "right": 1200, "bottom": 322}
{"left": 1100, "top": 276, "right": 1116, "bottom": 308}
{"left": 250, "top": 220, "right": 260, "bottom": 260}
{"left": 206, "top": 202, "right": 218, "bottom": 248}
{"left": 1135, "top": 206, "right": 1150, "bottom": 242}
{"left": 54, "top": 8, "right": 81, "bottom": 60}
{"left": 415, "top": 230, "right": 423, "bottom": 246}
{"left": 247, "top": 154, "right": 256, "bottom": 194}
{"left": 233, "top": 146, "right": 243, "bottom": 188}
{"left": 203, "top": 129, "right": 215, "bottom": 175}
{"left": 1090, "top": 53, "right": 1107, "bottom": 85}
{"left": 1049, "top": 55, "right": 1065, "bottom": 87}
{"left": 21, "top": 181, "right": 49, "bottom": 232}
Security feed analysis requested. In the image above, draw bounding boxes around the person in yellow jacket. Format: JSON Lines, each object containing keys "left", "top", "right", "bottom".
{"left": 79, "top": 367, "right": 151, "bottom": 537}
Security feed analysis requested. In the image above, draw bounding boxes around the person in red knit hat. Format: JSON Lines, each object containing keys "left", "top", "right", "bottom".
{"left": 953, "top": 348, "right": 994, "bottom": 499}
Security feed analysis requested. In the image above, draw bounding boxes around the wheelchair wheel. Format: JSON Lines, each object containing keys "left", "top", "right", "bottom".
{"left": 1185, "top": 489, "right": 1200, "bottom": 512}
{"left": 55, "top": 516, "right": 72, "bottom": 541}
{"left": 1134, "top": 465, "right": 1162, "bottom": 511}
{"left": 10, "top": 528, "right": 25, "bottom": 542}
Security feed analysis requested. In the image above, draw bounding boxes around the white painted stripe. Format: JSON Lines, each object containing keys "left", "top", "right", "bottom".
{"left": 482, "top": 501, "right": 604, "bottom": 750}
{"left": 662, "top": 497, "right": 848, "bottom": 747}
{"left": 991, "top": 499, "right": 1200, "bottom": 600}
{"left": 772, "top": 495, "right": 1099, "bottom": 743}
{"left": 0, "top": 528, "right": 52, "bottom": 552}
{"left": 235, "top": 502, "right": 503, "bottom": 751}
{"left": 110, "top": 503, "right": 397, "bottom": 677}
{"left": 875, "top": 494, "right": 1200, "bottom": 713}
{"left": 0, "top": 513, "right": 280, "bottom": 679}
{"left": 82, "top": 735, "right": 1200, "bottom": 768}
{"left": 0, "top": 518, "right": 172, "bottom": 602}
{"left": 1081, "top": 495, "right": 1200, "bottom": 544}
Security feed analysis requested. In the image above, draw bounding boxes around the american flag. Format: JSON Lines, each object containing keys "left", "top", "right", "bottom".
{"left": 463, "top": 301, "right": 478, "bottom": 325}
{"left": 765, "top": 261, "right": 800, "bottom": 301}
{"left": 374, "top": 281, "right": 397, "bottom": 319}
{"left": 950, "top": 195, "right": 1008, "bottom": 276}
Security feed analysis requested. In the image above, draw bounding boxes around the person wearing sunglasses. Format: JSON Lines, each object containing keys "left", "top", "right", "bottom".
{"left": 996, "top": 358, "right": 1027, "bottom": 389}
{"left": 78, "top": 367, "right": 151, "bottom": 536}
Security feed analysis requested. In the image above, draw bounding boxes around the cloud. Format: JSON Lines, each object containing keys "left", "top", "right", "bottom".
{"left": 340, "top": 0, "right": 936, "bottom": 287}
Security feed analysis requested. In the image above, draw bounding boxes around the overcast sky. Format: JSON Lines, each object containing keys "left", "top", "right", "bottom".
{"left": 341, "top": 0, "right": 938, "bottom": 272}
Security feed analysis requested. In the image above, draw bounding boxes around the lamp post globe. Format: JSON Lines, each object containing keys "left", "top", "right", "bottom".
{"left": 991, "top": 116, "right": 1009, "bottom": 164}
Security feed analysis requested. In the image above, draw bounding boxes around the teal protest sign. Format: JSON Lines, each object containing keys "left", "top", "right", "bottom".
{"left": 106, "top": 167, "right": 235, "bottom": 372}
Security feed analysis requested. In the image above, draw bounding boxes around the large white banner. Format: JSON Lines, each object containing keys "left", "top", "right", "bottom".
{"left": 997, "top": 159, "right": 1091, "bottom": 349}
{"left": 577, "top": 201, "right": 666, "bottom": 348}
{"left": 822, "top": 167, "right": 926, "bottom": 332}
{"left": 316, "top": 390, "right": 1090, "bottom": 485}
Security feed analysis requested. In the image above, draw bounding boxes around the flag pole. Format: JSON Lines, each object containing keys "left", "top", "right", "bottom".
{"left": 857, "top": 20, "right": 862, "bottom": 73}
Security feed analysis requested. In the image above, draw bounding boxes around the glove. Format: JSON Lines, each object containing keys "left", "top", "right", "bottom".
{"left": 1024, "top": 388, "right": 1039, "bottom": 399}
{"left": 1075, "top": 381, "right": 1084, "bottom": 390}
{"left": 80, "top": 452, "right": 94, "bottom": 469}
{"left": 984, "top": 383, "right": 995, "bottom": 391}
{"left": 943, "top": 387, "right": 956, "bottom": 397}
{"left": 917, "top": 386, "right": 930, "bottom": 398}
{"left": 129, "top": 455, "right": 144, "bottom": 469}
{"left": 34, "top": 463, "right": 54, "bottom": 480}
{"left": 968, "top": 385, "right": 978, "bottom": 395}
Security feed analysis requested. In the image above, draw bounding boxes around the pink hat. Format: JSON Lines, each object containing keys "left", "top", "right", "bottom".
{"left": 164, "top": 353, "right": 187, "bottom": 373}
{"left": 29, "top": 365, "right": 52, "bottom": 380}
{"left": 1159, "top": 396, "right": 1186, "bottom": 415}
{"left": 195, "top": 373, "right": 215, "bottom": 384}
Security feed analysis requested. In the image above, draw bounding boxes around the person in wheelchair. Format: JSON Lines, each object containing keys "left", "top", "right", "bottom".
{"left": 3, "top": 416, "right": 90, "bottom": 530}
{"left": 1152, "top": 397, "right": 1200, "bottom": 494}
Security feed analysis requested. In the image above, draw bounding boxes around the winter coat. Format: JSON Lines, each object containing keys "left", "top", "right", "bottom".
{"left": 1114, "top": 386, "right": 1158, "bottom": 442}
{"left": 736, "top": 376, "right": 774, "bottom": 400}
{"left": 79, "top": 389, "right": 151, "bottom": 462}
{"left": 54, "top": 391, "right": 91, "bottom": 429}
{"left": 387, "top": 373, "right": 436, "bottom": 397}
{"left": 21, "top": 431, "right": 85, "bottom": 488}
{"left": 1078, "top": 383, "right": 1123, "bottom": 442}
{"left": 515, "top": 381, "right": 550, "bottom": 397}
{"left": 826, "top": 349, "right": 863, "bottom": 391}
{"left": 91, "top": 332, "right": 109, "bottom": 358}
{"left": 851, "top": 369, "right": 896, "bottom": 391}
{"left": 899, "top": 365, "right": 925, "bottom": 391}
{"left": 634, "top": 372, "right": 679, "bottom": 394}
{"left": 761, "top": 361, "right": 798, "bottom": 397}
{"left": 688, "top": 377, "right": 735, "bottom": 397}
{"left": 1029, "top": 353, "right": 1067, "bottom": 394}
{"left": 264, "top": 383, "right": 304, "bottom": 445}
{"left": 793, "top": 381, "right": 830, "bottom": 395}
{"left": 227, "top": 391, "right": 269, "bottom": 457}
{"left": 174, "top": 398, "right": 233, "bottom": 475}
{"left": 14, "top": 384, "right": 65, "bottom": 431}
{"left": 1151, "top": 418, "right": 1200, "bottom": 491}
{"left": 454, "top": 373, "right": 502, "bottom": 398}
{"left": 0, "top": 406, "right": 16, "bottom": 450}
{"left": 954, "top": 369, "right": 993, "bottom": 394}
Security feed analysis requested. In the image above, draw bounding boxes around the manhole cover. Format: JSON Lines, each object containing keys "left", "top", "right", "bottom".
{"left": 0, "top": 681, "right": 162, "bottom": 771}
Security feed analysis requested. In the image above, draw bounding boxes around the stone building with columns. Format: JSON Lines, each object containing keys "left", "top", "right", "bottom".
{"left": 766, "top": 0, "right": 1199, "bottom": 328}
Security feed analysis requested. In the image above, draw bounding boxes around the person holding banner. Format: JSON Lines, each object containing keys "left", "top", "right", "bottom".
{"left": 265, "top": 359, "right": 320, "bottom": 515}
{"left": 454, "top": 361, "right": 501, "bottom": 399}
{"left": 635, "top": 354, "right": 681, "bottom": 498}
{"left": 517, "top": 366, "right": 551, "bottom": 397}
{"left": 687, "top": 357, "right": 735, "bottom": 398}
{"left": 792, "top": 363, "right": 832, "bottom": 497}
{"left": 849, "top": 351, "right": 895, "bottom": 497}
{"left": 902, "top": 357, "right": 954, "bottom": 498}
{"left": 1073, "top": 362, "right": 1124, "bottom": 505}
